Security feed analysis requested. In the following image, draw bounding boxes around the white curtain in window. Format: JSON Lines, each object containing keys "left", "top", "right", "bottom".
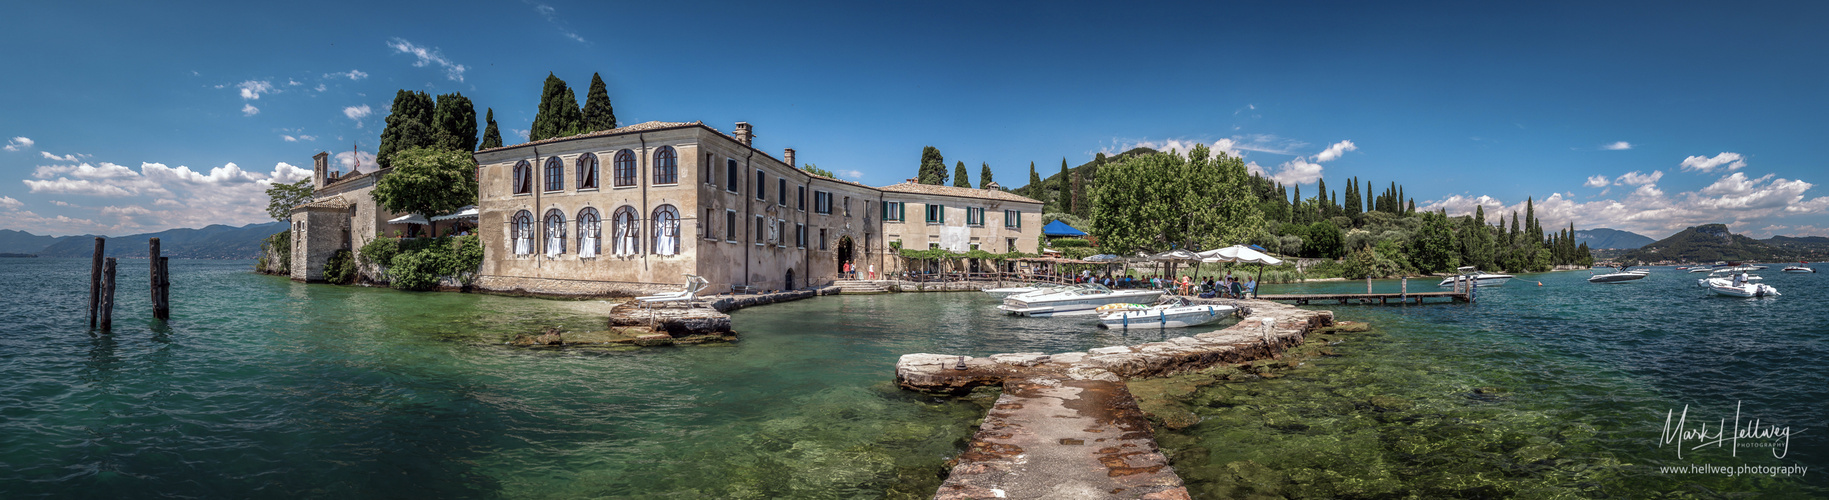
{"left": 578, "top": 209, "right": 600, "bottom": 258}
{"left": 653, "top": 205, "right": 680, "bottom": 255}
{"left": 545, "top": 212, "right": 565, "bottom": 257}
{"left": 513, "top": 211, "right": 532, "bottom": 255}
{"left": 613, "top": 207, "right": 638, "bottom": 256}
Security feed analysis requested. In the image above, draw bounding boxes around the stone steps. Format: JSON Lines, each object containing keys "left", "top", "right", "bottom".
{"left": 832, "top": 279, "right": 890, "bottom": 294}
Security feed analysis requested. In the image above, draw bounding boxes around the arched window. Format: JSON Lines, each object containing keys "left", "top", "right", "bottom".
{"left": 611, "top": 206, "right": 640, "bottom": 255}
{"left": 511, "top": 210, "right": 534, "bottom": 255}
{"left": 577, "top": 153, "right": 599, "bottom": 189}
{"left": 543, "top": 209, "right": 566, "bottom": 256}
{"left": 652, "top": 204, "right": 681, "bottom": 256}
{"left": 653, "top": 146, "right": 678, "bottom": 184}
{"left": 512, "top": 160, "right": 532, "bottom": 194}
{"left": 544, "top": 157, "right": 564, "bottom": 192}
{"left": 613, "top": 149, "right": 636, "bottom": 187}
{"left": 577, "top": 207, "right": 601, "bottom": 258}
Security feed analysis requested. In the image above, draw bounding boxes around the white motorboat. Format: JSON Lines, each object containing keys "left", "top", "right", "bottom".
{"left": 1782, "top": 264, "right": 1816, "bottom": 273}
{"left": 984, "top": 282, "right": 1063, "bottom": 298}
{"left": 1697, "top": 275, "right": 1761, "bottom": 288}
{"left": 1688, "top": 267, "right": 1716, "bottom": 273}
{"left": 1700, "top": 277, "right": 1781, "bottom": 298}
{"left": 997, "top": 283, "right": 1165, "bottom": 317}
{"left": 1438, "top": 266, "right": 1513, "bottom": 287}
{"left": 1588, "top": 267, "right": 1650, "bottom": 283}
{"left": 1097, "top": 297, "right": 1236, "bottom": 329}
{"left": 1709, "top": 265, "right": 1765, "bottom": 275}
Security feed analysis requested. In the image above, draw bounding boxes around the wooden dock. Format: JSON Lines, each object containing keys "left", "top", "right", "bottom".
{"left": 1253, "top": 291, "right": 1469, "bottom": 305}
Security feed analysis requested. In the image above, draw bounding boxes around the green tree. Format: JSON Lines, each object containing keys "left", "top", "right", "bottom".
{"left": 1304, "top": 220, "right": 1344, "bottom": 258}
{"left": 372, "top": 147, "right": 479, "bottom": 220}
{"left": 479, "top": 108, "right": 503, "bottom": 150}
{"left": 264, "top": 178, "right": 313, "bottom": 221}
{"left": 431, "top": 92, "right": 478, "bottom": 153}
{"left": 917, "top": 146, "right": 946, "bottom": 185}
{"left": 530, "top": 73, "right": 584, "bottom": 141}
{"left": 377, "top": 90, "right": 435, "bottom": 169}
{"left": 1410, "top": 211, "right": 1460, "bottom": 273}
{"left": 980, "top": 162, "right": 994, "bottom": 188}
{"left": 953, "top": 161, "right": 971, "bottom": 188}
{"left": 1059, "top": 158, "right": 1072, "bottom": 214}
{"left": 581, "top": 72, "right": 617, "bottom": 132}
{"left": 803, "top": 162, "right": 836, "bottom": 178}
{"left": 1089, "top": 145, "right": 1264, "bottom": 254}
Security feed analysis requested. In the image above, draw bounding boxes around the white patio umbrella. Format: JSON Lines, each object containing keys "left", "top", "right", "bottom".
{"left": 1198, "top": 245, "right": 1285, "bottom": 298}
{"left": 1150, "top": 249, "right": 1204, "bottom": 287}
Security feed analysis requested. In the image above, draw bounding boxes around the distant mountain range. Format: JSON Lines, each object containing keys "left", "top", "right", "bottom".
{"left": 1572, "top": 228, "right": 1654, "bottom": 249}
{"left": 1619, "top": 224, "right": 1829, "bottom": 263}
{"left": 0, "top": 222, "right": 286, "bottom": 259}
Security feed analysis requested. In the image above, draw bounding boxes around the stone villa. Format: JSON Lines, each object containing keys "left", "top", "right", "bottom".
{"left": 292, "top": 120, "right": 1044, "bottom": 296}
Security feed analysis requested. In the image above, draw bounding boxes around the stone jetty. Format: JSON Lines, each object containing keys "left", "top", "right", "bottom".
{"left": 605, "top": 287, "right": 840, "bottom": 339}
{"left": 896, "top": 300, "right": 1333, "bottom": 500}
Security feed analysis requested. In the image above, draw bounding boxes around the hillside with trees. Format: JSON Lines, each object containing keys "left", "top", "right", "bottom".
{"left": 1618, "top": 224, "right": 1820, "bottom": 263}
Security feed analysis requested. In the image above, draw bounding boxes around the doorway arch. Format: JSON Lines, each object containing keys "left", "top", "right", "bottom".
{"left": 836, "top": 236, "right": 855, "bottom": 279}
{"left": 785, "top": 268, "right": 796, "bottom": 290}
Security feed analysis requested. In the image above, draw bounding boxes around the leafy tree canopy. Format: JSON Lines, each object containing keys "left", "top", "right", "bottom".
{"left": 372, "top": 147, "right": 479, "bottom": 218}
{"left": 377, "top": 90, "right": 436, "bottom": 168}
{"left": 953, "top": 161, "right": 971, "bottom": 188}
{"left": 582, "top": 72, "right": 617, "bottom": 132}
{"left": 264, "top": 178, "right": 313, "bottom": 221}
{"left": 803, "top": 163, "right": 836, "bottom": 178}
{"left": 530, "top": 73, "right": 585, "bottom": 141}
{"left": 917, "top": 146, "right": 947, "bottom": 185}
{"left": 431, "top": 92, "right": 478, "bottom": 153}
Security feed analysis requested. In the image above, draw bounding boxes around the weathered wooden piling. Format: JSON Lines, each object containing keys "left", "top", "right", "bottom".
{"left": 149, "top": 238, "right": 167, "bottom": 320}
{"left": 98, "top": 258, "right": 116, "bottom": 332}
{"left": 155, "top": 256, "right": 170, "bottom": 320}
{"left": 89, "top": 237, "right": 104, "bottom": 327}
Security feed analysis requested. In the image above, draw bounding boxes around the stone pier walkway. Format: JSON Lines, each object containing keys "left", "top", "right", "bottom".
{"left": 896, "top": 300, "right": 1333, "bottom": 500}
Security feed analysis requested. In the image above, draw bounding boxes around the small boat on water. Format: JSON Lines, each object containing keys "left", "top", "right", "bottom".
{"left": 1096, "top": 297, "right": 1236, "bottom": 329}
{"left": 1697, "top": 275, "right": 1762, "bottom": 288}
{"left": 984, "top": 282, "right": 1064, "bottom": 298}
{"left": 1783, "top": 263, "right": 1816, "bottom": 273}
{"left": 1688, "top": 267, "right": 1716, "bottom": 273}
{"left": 1438, "top": 266, "right": 1513, "bottom": 287}
{"left": 997, "top": 283, "right": 1165, "bottom": 317}
{"left": 1699, "top": 277, "right": 1781, "bottom": 298}
{"left": 1588, "top": 267, "right": 1650, "bottom": 283}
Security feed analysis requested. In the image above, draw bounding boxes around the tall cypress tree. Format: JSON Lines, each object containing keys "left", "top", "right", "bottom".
{"left": 917, "top": 146, "right": 946, "bottom": 185}
{"left": 953, "top": 161, "right": 971, "bottom": 188}
{"left": 581, "top": 72, "right": 617, "bottom": 132}
{"left": 479, "top": 108, "right": 503, "bottom": 150}
{"left": 1028, "top": 162, "right": 1041, "bottom": 189}
{"left": 530, "top": 73, "right": 584, "bottom": 141}
{"left": 377, "top": 89, "right": 435, "bottom": 169}
{"left": 980, "top": 162, "right": 994, "bottom": 188}
{"left": 1071, "top": 172, "right": 1086, "bottom": 218}
{"left": 1059, "top": 158, "right": 1071, "bottom": 214}
{"left": 431, "top": 92, "right": 478, "bottom": 153}
{"left": 1317, "top": 178, "right": 1330, "bottom": 217}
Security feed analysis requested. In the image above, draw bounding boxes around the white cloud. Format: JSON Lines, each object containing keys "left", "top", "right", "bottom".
{"left": 839, "top": 169, "right": 864, "bottom": 180}
{"left": 325, "top": 69, "right": 368, "bottom": 81}
{"left": 1680, "top": 152, "right": 1746, "bottom": 172}
{"left": 1314, "top": 140, "right": 1357, "bottom": 162}
{"left": 334, "top": 150, "right": 378, "bottom": 172}
{"left": 51, "top": 200, "right": 73, "bottom": 207}
{"left": 387, "top": 38, "right": 467, "bottom": 82}
{"left": 39, "top": 150, "right": 88, "bottom": 162}
{"left": 1601, "top": 141, "right": 1632, "bottom": 150}
{"left": 101, "top": 205, "right": 151, "bottom": 216}
{"left": 13, "top": 158, "right": 313, "bottom": 234}
{"left": 0, "top": 196, "right": 20, "bottom": 209}
{"left": 1614, "top": 170, "right": 1663, "bottom": 186}
{"left": 530, "top": 3, "right": 588, "bottom": 44}
{"left": 242, "top": 104, "right": 260, "bottom": 116}
{"left": 268, "top": 162, "right": 311, "bottom": 183}
{"left": 282, "top": 135, "right": 317, "bottom": 142}
{"left": 3, "top": 137, "right": 32, "bottom": 152}
{"left": 1584, "top": 175, "right": 1610, "bottom": 188}
{"left": 286, "top": 79, "right": 301, "bottom": 86}
{"left": 237, "top": 80, "right": 275, "bottom": 100}
{"left": 1422, "top": 170, "right": 1829, "bottom": 239}
{"left": 24, "top": 178, "right": 135, "bottom": 196}
{"left": 314, "top": 83, "right": 327, "bottom": 92}
{"left": 1266, "top": 158, "right": 1325, "bottom": 185}
{"left": 343, "top": 104, "right": 372, "bottom": 121}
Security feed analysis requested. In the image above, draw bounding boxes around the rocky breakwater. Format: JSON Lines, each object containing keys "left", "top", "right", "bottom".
{"left": 599, "top": 287, "right": 841, "bottom": 346}
{"left": 895, "top": 300, "right": 1333, "bottom": 500}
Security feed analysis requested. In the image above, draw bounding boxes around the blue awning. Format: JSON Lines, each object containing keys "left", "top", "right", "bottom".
{"left": 1041, "top": 220, "right": 1087, "bottom": 237}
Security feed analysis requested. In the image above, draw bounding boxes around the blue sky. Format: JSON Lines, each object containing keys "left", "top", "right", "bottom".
{"left": 3, "top": 1, "right": 1827, "bottom": 239}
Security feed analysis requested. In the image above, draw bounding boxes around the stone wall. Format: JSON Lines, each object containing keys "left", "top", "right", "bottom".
{"left": 473, "top": 275, "right": 675, "bottom": 298}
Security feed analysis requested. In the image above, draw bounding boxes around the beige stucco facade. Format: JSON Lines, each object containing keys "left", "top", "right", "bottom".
{"left": 470, "top": 121, "right": 1043, "bottom": 295}
{"left": 289, "top": 152, "right": 402, "bottom": 282}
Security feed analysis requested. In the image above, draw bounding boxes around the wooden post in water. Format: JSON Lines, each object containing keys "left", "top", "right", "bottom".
{"left": 89, "top": 237, "right": 104, "bottom": 327}
{"left": 99, "top": 258, "right": 116, "bottom": 332}
{"left": 1366, "top": 276, "right": 1372, "bottom": 294}
{"left": 149, "top": 238, "right": 162, "bottom": 319}
{"left": 155, "top": 257, "right": 170, "bottom": 320}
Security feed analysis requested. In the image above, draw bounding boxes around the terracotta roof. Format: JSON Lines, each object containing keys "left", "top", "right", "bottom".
{"left": 480, "top": 121, "right": 700, "bottom": 152}
{"left": 877, "top": 182, "right": 1042, "bottom": 204}
{"left": 294, "top": 194, "right": 354, "bottom": 211}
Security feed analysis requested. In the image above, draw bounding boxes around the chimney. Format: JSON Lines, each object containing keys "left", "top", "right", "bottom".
{"left": 734, "top": 122, "right": 754, "bottom": 146}
{"left": 784, "top": 148, "right": 796, "bottom": 168}
{"left": 312, "top": 151, "right": 330, "bottom": 189}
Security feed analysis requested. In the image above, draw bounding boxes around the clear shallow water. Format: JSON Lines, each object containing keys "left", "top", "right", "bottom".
{"left": 0, "top": 258, "right": 1162, "bottom": 499}
{"left": 1160, "top": 268, "right": 1828, "bottom": 497}
{"left": 2, "top": 259, "right": 1824, "bottom": 498}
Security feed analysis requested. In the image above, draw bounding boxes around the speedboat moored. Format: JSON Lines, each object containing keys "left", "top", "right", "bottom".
{"left": 997, "top": 283, "right": 1165, "bottom": 317}
{"left": 1588, "top": 267, "right": 1650, "bottom": 283}
{"left": 1439, "top": 266, "right": 1514, "bottom": 287}
{"left": 1701, "top": 277, "right": 1781, "bottom": 298}
{"left": 1097, "top": 297, "right": 1236, "bottom": 329}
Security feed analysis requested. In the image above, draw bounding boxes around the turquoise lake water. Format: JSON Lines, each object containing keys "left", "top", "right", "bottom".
{"left": 1, "top": 258, "right": 1824, "bottom": 498}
